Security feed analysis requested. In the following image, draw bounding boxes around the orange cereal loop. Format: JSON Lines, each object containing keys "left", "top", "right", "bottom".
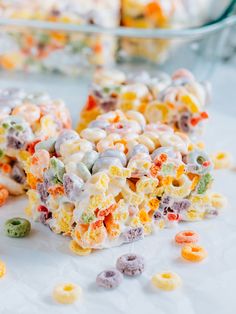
{"left": 181, "top": 244, "right": 207, "bottom": 262}
{"left": 150, "top": 164, "right": 159, "bottom": 177}
{"left": 148, "top": 198, "right": 160, "bottom": 211}
{"left": 91, "top": 220, "right": 103, "bottom": 230}
{"left": 86, "top": 95, "right": 97, "bottom": 111}
{"left": 138, "top": 102, "right": 148, "bottom": 113}
{"left": 104, "top": 214, "right": 120, "bottom": 239}
{"left": 159, "top": 153, "right": 168, "bottom": 163}
{"left": 0, "top": 186, "right": 9, "bottom": 206}
{"left": 97, "top": 204, "right": 117, "bottom": 219}
{"left": 175, "top": 230, "right": 199, "bottom": 245}
{"left": 138, "top": 209, "right": 151, "bottom": 224}
{"left": 162, "top": 176, "right": 172, "bottom": 186}
{"left": 1, "top": 163, "right": 11, "bottom": 174}
{"left": 48, "top": 185, "right": 65, "bottom": 197}
{"left": 176, "top": 165, "right": 185, "bottom": 179}
{"left": 27, "top": 173, "right": 38, "bottom": 189}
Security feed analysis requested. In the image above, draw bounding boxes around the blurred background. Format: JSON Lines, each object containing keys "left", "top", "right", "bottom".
{"left": 0, "top": 0, "right": 235, "bottom": 122}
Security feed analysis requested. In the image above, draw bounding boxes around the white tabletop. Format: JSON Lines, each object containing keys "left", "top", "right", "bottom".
{"left": 0, "top": 64, "right": 235, "bottom": 314}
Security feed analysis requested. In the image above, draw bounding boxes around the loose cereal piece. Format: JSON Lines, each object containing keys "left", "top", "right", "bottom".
{"left": 175, "top": 230, "right": 199, "bottom": 244}
{"left": 53, "top": 283, "right": 82, "bottom": 304}
{"left": 4, "top": 217, "right": 31, "bottom": 238}
{"left": 116, "top": 254, "right": 145, "bottom": 276}
{"left": 96, "top": 269, "right": 123, "bottom": 289}
{"left": 181, "top": 244, "right": 207, "bottom": 262}
{"left": 151, "top": 272, "right": 182, "bottom": 291}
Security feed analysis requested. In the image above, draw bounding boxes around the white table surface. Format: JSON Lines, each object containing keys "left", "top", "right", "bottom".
{"left": 0, "top": 64, "right": 235, "bottom": 314}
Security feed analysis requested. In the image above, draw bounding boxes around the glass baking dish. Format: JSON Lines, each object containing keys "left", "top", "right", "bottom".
{"left": 0, "top": 12, "right": 235, "bottom": 80}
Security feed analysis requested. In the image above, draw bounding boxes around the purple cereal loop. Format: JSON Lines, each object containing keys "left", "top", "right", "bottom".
{"left": 116, "top": 254, "right": 145, "bottom": 276}
{"left": 153, "top": 211, "right": 162, "bottom": 221}
{"left": 7, "top": 134, "right": 26, "bottom": 150}
{"left": 11, "top": 163, "right": 26, "bottom": 184}
{"left": 121, "top": 227, "right": 144, "bottom": 243}
{"left": 63, "top": 173, "right": 84, "bottom": 201}
{"left": 172, "top": 199, "right": 191, "bottom": 212}
{"left": 36, "top": 182, "right": 49, "bottom": 204}
{"left": 178, "top": 112, "right": 191, "bottom": 133}
{"left": 96, "top": 269, "right": 123, "bottom": 289}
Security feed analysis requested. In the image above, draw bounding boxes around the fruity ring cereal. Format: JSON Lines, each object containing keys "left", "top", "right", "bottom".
{"left": 175, "top": 230, "right": 199, "bottom": 244}
{"left": 77, "top": 68, "right": 210, "bottom": 135}
{"left": 181, "top": 244, "right": 207, "bottom": 262}
{"left": 0, "top": 260, "right": 6, "bottom": 278}
{"left": 0, "top": 88, "right": 71, "bottom": 202}
{"left": 69, "top": 240, "right": 92, "bottom": 256}
{"left": 116, "top": 254, "right": 145, "bottom": 276}
{"left": 4, "top": 217, "right": 31, "bottom": 238}
{"left": 96, "top": 269, "right": 123, "bottom": 289}
{"left": 210, "top": 193, "right": 227, "bottom": 209}
{"left": 211, "top": 151, "right": 233, "bottom": 170}
{"left": 26, "top": 110, "right": 224, "bottom": 250}
{"left": 53, "top": 283, "right": 82, "bottom": 304}
{"left": 151, "top": 271, "right": 182, "bottom": 291}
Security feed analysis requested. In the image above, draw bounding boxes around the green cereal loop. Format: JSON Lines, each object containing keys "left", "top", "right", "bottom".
{"left": 81, "top": 211, "right": 96, "bottom": 224}
{"left": 50, "top": 157, "right": 65, "bottom": 183}
{"left": 4, "top": 217, "right": 31, "bottom": 238}
{"left": 197, "top": 173, "right": 213, "bottom": 194}
{"left": 2, "top": 122, "right": 9, "bottom": 129}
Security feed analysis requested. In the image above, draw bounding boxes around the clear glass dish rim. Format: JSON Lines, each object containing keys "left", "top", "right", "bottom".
{"left": 0, "top": 15, "right": 235, "bottom": 39}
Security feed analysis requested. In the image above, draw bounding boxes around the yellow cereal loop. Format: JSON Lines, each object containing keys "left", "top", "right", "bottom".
{"left": 121, "top": 91, "right": 137, "bottom": 101}
{"left": 143, "top": 223, "right": 152, "bottom": 235}
{"left": 109, "top": 165, "right": 131, "bottom": 178}
{"left": 152, "top": 272, "right": 182, "bottom": 291}
{"left": 186, "top": 209, "right": 199, "bottom": 221}
{"left": 0, "top": 260, "right": 6, "bottom": 278}
{"left": 19, "top": 150, "right": 31, "bottom": 162}
{"left": 145, "top": 102, "right": 169, "bottom": 123}
{"left": 165, "top": 175, "right": 192, "bottom": 198}
{"left": 100, "top": 195, "right": 115, "bottom": 210}
{"left": 130, "top": 217, "right": 142, "bottom": 228}
{"left": 53, "top": 283, "right": 82, "bottom": 304}
{"left": 180, "top": 94, "right": 199, "bottom": 113}
{"left": 196, "top": 141, "right": 205, "bottom": 150}
{"left": 211, "top": 151, "right": 233, "bottom": 169}
{"left": 89, "top": 194, "right": 103, "bottom": 210}
{"left": 190, "top": 175, "right": 200, "bottom": 191}
{"left": 96, "top": 173, "right": 110, "bottom": 191}
{"left": 70, "top": 240, "right": 92, "bottom": 256}
{"left": 210, "top": 193, "right": 227, "bottom": 209}
{"left": 158, "top": 219, "right": 165, "bottom": 229}
{"left": 188, "top": 143, "right": 194, "bottom": 152}
{"left": 122, "top": 188, "right": 143, "bottom": 206}
{"left": 0, "top": 127, "right": 5, "bottom": 135}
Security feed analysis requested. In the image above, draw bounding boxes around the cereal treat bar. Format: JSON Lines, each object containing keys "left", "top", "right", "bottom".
{"left": 77, "top": 68, "right": 210, "bottom": 135}
{"left": 0, "top": 88, "right": 71, "bottom": 201}
{"left": 27, "top": 109, "right": 223, "bottom": 250}
{"left": 120, "top": 0, "right": 215, "bottom": 62}
{"left": 0, "top": 0, "right": 120, "bottom": 74}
